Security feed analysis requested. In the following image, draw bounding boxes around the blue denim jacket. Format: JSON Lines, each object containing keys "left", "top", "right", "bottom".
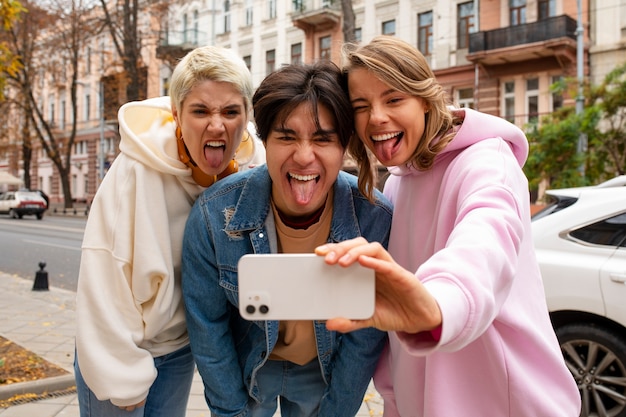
{"left": 182, "top": 165, "right": 392, "bottom": 417}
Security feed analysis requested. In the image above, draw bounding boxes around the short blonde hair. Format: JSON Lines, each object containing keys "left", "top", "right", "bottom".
{"left": 169, "top": 46, "right": 253, "bottom": 117}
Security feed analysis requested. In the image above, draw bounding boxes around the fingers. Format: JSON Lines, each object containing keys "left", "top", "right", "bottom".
{"left": 326, "top": 317, "right": 373, "bottom": 333}
{"left": 316, "top": 237, "right": 390, "bottom": 267}
{"left": 118, "top": 399, "right": 146, "bottom": 411}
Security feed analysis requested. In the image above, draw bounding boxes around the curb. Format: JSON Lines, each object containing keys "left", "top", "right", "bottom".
{"left": 0, "top": 374, "right": 76, "bottom": 401}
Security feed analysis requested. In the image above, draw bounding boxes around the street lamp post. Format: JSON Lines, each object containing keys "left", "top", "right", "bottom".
{"left": 575, "top": 0, "right": 587, "bottom": 178}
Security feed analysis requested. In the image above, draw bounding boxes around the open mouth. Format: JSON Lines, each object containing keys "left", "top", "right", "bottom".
{"left": 371, "top": 132, "right": 403, "bottom": 161}
{"left": 371, "top": 131, "right": 403, "bottom": 144}
{"left": 204, "top": 141, "right": 226, "bottom": 168}
{"left": 288, "top": 173, "right": 320, "bottom": 183}
{"left": 287, "top": 172, "right": 320, "bottom": 205}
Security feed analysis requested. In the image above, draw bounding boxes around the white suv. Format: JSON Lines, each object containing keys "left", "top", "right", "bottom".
{"left": 532, "top": 176, "right": 626, "bottom": 417}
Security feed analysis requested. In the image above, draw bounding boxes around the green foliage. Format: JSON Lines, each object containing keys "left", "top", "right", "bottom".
{"left": 524, "top": 107, "right": 586, "bottom": 190}
{"left": 524, "top": 62, "right": 626, "bottom": 191}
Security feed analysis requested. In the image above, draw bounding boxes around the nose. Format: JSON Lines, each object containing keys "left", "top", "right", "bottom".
{"left": 369, "top": 104, "right": 389, "bottom": 125}
{"left": 205, "top": 114, "right": 226, "bottom": 133}
{"left": 292, "top": 141, "right": 316, "bottom": 166}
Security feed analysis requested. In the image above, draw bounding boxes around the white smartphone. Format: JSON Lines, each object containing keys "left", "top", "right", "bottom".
{"left": 237, "top": 253, "right": 375, "bottom": 321}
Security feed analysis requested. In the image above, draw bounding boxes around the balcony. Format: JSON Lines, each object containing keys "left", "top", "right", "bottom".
{"left": 156, "top": 30, "right": 207, "bottom": 65}
{"left": 467, "top": 15, "right": 578, "bottom": 67}
{"left": 291, "top": 0, "right": 341, "bottom": 32}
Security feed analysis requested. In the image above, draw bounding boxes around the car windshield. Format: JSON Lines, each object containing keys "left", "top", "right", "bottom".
{"left": 17, "top": 192, "right": 44, "bottom": 200}
{"left": 531, "top": 195, "right": 578, "bottom": 221}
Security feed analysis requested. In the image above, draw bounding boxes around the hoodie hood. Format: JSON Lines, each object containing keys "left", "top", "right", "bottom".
{"left": 118, "top": 96, "right": 265, "bottom": 178}
{"left": 118, "top": 96, "right": 189, "bottom": 177}
{"left": 389, "top": 107, "right": 528, "bottom": 176}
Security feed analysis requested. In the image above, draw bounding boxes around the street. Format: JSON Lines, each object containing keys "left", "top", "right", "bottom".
{"left": 0, "top": 215, "right": 85, "bottom": 291}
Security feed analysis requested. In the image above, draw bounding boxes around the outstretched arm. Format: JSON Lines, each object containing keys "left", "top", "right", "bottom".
{"left": 316, "top": 238, "right": 442, "bottom": 334}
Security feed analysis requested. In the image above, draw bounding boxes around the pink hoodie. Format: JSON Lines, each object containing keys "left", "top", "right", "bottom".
{"left": 375, "top": 108, "right": 581, "bottom": 416}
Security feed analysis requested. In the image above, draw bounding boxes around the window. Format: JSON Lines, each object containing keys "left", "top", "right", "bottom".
{"left": 265, "top": 49, "right": 275, "bottom": 76}
{"left": 354, "top": 28, "right": 362, "bottom": 42}
{"left": 538, "top": 0, "right": 556, "bottom": 20}
{"left": 268, "top": 0, "right": 276, "bottom": 19}
{"left": 503, "top": 81, "right": 515, "bottom": 123}
{"left": 418, "top": 11, "right": 433, "bottom": 56}
{"left": 526, "top": 78, "right": 539, "bottom": 125}
{"left": 245, "top": 0, "right": 253, "bottom": 26}
{"left": 100, "top": 39, "right": 105, "bottom": 71}
{"left": 183, "top": 13, "right": 188, "bottom": 42}
{"left": 193, "top": 10, "right": 199, "bottom": 44}
{"left": 243, "top": 55, "right": 252, "bottom": 72}
{"left": 291, "top": 43, "right": 302, "bottom": 65}
{"left": 457, "top": 2, "right": 474, "bottom": 49}
{"left": 510, "top": 0, "right": 526, "bottom": 25}
{"left": 570, "top": 212, "right": 626, "bottom": 247}
{"left": 457, "top": 88, "right": 474, "bottom": 109}
{"left": 84, "top": 94, "right": 90, "bottom": 121}
{"left": 224, "top": 1, "right": 231, "bottom": 33}
{"left": 319, "top": 36, "right": 331, "bottom": 61}
{"left": 49, "top": 99, "right": 55, "bottom": 126}
{"left": 382, "top": 20, "right": 396, "bottom": 35}
{"left": 60, "top": 98, "right": 66, "bottom": 128}
{"left": 86, "top": 47, "right": 91, "bottom": 74}
{"left": 551, "top": 75, "right": 563, "bottom": 111}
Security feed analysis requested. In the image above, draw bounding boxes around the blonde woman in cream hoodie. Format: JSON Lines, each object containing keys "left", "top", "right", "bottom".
{"left": 74, "top": 45, "right": 263, "bottom": 417}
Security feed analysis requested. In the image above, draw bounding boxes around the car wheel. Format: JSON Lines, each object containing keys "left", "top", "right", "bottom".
{"left": 36, "top": 212, "right": 43, "bottom": 220}
{"left": 9, "top": 209, "right": 18, "bottom": 219}
{"left": 556, "top": 323, "right": 626, "bottom": 417}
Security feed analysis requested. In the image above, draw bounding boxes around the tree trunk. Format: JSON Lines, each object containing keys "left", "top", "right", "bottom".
{"left": 340, "top": 0, "right": 356, "bottom": 43}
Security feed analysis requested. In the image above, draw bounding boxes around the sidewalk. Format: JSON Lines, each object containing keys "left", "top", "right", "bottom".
{"left": 0, "top": 273, "right": 384, "bottom": 416}
{"left": 47, "top": 203, "right": 89, "bottom": 217}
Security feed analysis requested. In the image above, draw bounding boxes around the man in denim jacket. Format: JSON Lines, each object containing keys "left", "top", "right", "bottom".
{"left": 182, "top": 61, "right": 392, "bottom": 417}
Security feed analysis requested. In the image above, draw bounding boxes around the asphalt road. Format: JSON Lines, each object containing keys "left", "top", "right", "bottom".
{"left": 0, "top": 215, "right": 86, "bottom": 291}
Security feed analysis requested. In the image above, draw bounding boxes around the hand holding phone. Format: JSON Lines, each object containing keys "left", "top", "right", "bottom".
{"left": 238, "top": 253, "right": 375, "bottom": 320}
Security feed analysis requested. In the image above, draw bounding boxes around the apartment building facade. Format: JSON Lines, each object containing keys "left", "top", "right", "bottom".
{"left": 2, "top": 0, "right": 624, "bottom": 204}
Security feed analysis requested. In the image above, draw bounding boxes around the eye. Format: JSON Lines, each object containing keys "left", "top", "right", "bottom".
{"left": 275, "top": 135, "right": 295, "bottom": 142}
{"left": 192, "top": 108, "right": 208, "bottom": 115}
{"left": 314, "top": 134, "right": 335, "bottom": 143}
{"left": 223, "top": 108, "right": 242, "bottom": 118}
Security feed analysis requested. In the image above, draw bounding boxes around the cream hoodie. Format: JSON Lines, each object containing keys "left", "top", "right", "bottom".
{"left": 75, "top": 96, "right": 263, "bottom": 407}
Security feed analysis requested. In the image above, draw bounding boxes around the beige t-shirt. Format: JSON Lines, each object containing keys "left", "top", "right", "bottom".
{"left": 268, "top": 193, "right": 333, "bottom": 365}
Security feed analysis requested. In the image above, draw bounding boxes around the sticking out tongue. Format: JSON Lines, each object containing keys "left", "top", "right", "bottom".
{"left": 374, "top": 138, "right": 398, "bottom": 162}
{"left": 292, "top": 178, "right": 317, "bottom": 205}
{"left": 205, "top": 145, "right": 225, "bottom": 169}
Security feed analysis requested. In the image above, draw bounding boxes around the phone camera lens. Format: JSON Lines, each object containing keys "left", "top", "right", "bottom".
{"left": 246, "top": 305, "right": 256, "bottom": 314}
{"left": 259, "top": 305, "right": 269, "bottom": 314}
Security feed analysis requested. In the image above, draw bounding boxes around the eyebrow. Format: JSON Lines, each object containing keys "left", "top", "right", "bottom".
{"left": 187, "top": 102, "right": 243, "bottom": 111}
{"left": 272, "top": 126, "right": 338, "bottom": 136}
{"left": 350, "top": 88, "right": 398, "bottom": 105}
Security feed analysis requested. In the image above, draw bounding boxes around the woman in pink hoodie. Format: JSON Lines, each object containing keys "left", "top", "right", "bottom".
{"left": 316, "top": 36, "right": 581, "bottom": 416}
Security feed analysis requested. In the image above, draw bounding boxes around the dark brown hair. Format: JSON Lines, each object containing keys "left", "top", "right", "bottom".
{"left": 253, "top": 60, "right": 354, "bottom": 149}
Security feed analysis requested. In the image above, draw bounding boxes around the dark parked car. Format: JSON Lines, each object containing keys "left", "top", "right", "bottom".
{"left": 0, "top": 190, "right": 48, "bottom": 219}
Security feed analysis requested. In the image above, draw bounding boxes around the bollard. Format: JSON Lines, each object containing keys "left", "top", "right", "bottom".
{"left": 32, "top": 261, "right": 49, "bottom": 291}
